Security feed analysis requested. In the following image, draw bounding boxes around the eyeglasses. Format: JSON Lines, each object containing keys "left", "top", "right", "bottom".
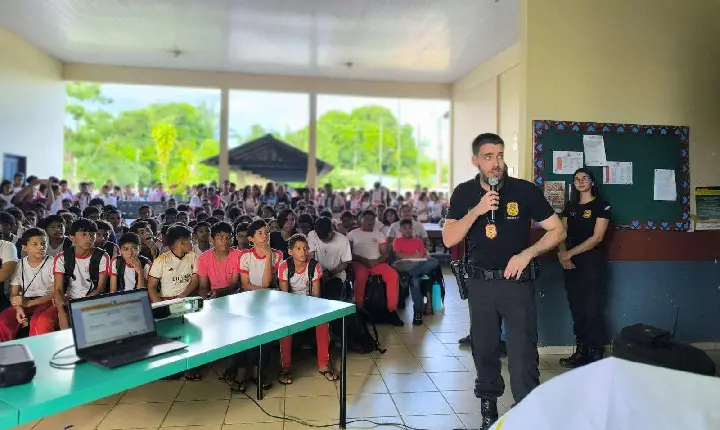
{"left": 573, "top": 177, "right": 591, "bottom": 184}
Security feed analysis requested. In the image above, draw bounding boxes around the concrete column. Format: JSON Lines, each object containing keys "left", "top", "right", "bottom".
{"left": 306, "top": 93, "right": 318, "bottom": 188}
{"left": 219, "top": 87, "right": 230, "bottom": 184}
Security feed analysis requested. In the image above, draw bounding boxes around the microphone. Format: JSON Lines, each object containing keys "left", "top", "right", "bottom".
{"left": 488, "top": 177, "right": 499, "bottom": 222}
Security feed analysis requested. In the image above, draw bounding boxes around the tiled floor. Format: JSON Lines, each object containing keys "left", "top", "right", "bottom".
{"left": 13, "top": 275, "right": 720, "bottom": 430}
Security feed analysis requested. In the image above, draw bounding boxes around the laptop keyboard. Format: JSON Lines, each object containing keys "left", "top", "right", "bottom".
{"left": 93, "top": 337, "right": 179, "bottom": 368}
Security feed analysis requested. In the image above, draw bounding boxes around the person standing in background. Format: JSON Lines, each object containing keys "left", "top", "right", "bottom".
{"left": 557, "top": 168, "right": 611, "bottom": 368}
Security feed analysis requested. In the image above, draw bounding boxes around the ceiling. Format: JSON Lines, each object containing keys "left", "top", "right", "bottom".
{"left": 0, "top": 0, "right": 520, "bottom": 83}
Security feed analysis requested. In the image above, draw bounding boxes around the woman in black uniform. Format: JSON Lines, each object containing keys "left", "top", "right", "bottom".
{"left": 557, "top": 168, "right": 611, "bottom": 368}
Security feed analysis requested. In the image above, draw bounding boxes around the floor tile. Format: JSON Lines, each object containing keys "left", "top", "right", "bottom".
{"left": 223, "top": 423, "right": 283, "bottom": 430}
{"left": 286, "top": 376, "right": 339, "bottom": 397}
{"left": 458, "top": 413, "right": 486, "bottom": 429}
{"left": 407, "top": 342, "right": 456, "bottom": 358}
{"left": 404, "top": 413, "right": 466, "bottom": 429}
{"left": 540, "top": 369, "right": 562, "bottom": 383}
{"left": 341, "top": 374, "right": 388, "bottom": 394}
{"left": 224, "top": 398, "right": 285, "bottom": 424}
{"left": 93, "top": 392, "right": 125, "bottom": 405}
{"left": 12, "top": 419, "right": 40, "bottom": 430}
{"left": 163, "top": 426, "right": 221, "bottom": 430}
{"left": 176, "top": 380, "right": 231, "bottom": 401}
{"left": 372, "top": 345, "right": 415, "bottom": 361}
{"left": 285, "top": 395, "right": 339, "bottom": 421}
{"left": 375, "top": 357, "right": 423, "bottom": 375}
{"left": 162, "top": 399, "right": 229, "bottom": 427}
{"left": 382, "top": 372, "right": 437, "bottom": 393}
{"left": 337, "top": 358, "right": 380, "bottom": 375}
{"left": 347, "top": 394, "right": 399, "bottom": 418}
{"left": 392, "top": 392, "right": 454, "bottom": 416}
{"left": 428, "top": 371, "right": 477, "bottom": 391}
{"left": 419, "top": 356, "right": 468, "bottom": 372}
{"left": 397, "top": 332, "right": 439, "bottom": 345}
{"left": 33, "top": 404, "right": 114, "bottom": 430}
{"left": 345, "top": 416, "right": 405, "bottom": 429}
{"left": 98, "top": 402, "right": 172, "bottom": 429}
{"left": 442, "top": 390, "right": 485, "bottom": 414}
{"left": 457, "top": 356, "right": 477, "bottom": 374}
{"left": 120, "top": 381, "right": 184, "bottom": 403}
{"left": 432, "top": 331, "right": 470, "bottom": 344}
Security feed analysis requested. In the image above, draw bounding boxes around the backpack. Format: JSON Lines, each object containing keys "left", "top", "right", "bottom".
{"left": 115, "top": 255, "right": 151, "bottom": 292}
{"left": 344, "top": 308, "right": 386, "bottom": 354}
{"left": 63, "top": 247, "right": 106, "bottom": 295}
{"left": 363, "top": 275, "right": 397, "bottom": 324}
{"left": 285, "top": 257, "right": 318, "bottom": 295}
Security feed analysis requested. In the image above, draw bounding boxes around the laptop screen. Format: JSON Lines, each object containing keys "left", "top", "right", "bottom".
{"left": 70, "top": 290, "right": 156, "bottom": 351}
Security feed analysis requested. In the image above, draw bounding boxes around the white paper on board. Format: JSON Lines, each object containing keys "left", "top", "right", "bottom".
{"left": 583, "top": 135, "right": 608, "bottom": 166}
{"left": 552, "top": 151, "right": 584, "bottom": 174}
{"left": 603, "top": 162, "right": 633, "bottom": 185}
{"left": 653, "top": 169, "right": 677, "bottom": 201}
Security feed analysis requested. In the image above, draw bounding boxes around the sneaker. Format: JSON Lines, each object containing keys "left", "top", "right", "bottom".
{"left": 412, "top": 311, "right": 423, "bottom": 326}
{"left": 559, "top": 344, "right": 588, "bottom": 368}
{"left": 390, "top": 312, "right": 405, "bottom": 327}
{"left": 458, "top": 334, "right": 471, "bottom": 345}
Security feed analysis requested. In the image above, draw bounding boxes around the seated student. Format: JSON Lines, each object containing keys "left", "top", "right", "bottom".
{"left": 39, "top": 215, "right": 71, "bottom": 257}
{"left": 53, "top": 218, "right": 111, "bottom": 330}
{"left": 348, "top": 210, "right": 403, "bottom": 326}
{"left": 138, "top": 204, "right": 153, "bottom": 220}
{"left": 82, "top": 205, "right": 101, "bottom": 222}
{"left": 212, "top": 208, "right": 226, "bottom": 221}
{"left": 0, "top": 227, "right": 19, "bottom": 313}
{"left": 59, "top": 212, "right": 76, "bottom": 234}
{"left": 198, "top": 222, "right": 241, "bottom": 299}
{"left": 192, "top": 221, "right": 212, "bottom": 255}
{"left": 163, "top": 207, "right": 179, "bottom": 226}
{"left": 227, "top": 207, "right": 242, "bottom": 223}
{"left": 105, "top": 209, "right": 128, "bottom": 240}
{"left": 109, "top": 233, "right": 151, "bottom": 292}
{"left": 0, "top": 212, "right": 19, "bottom": 244}
{"left": 23, "top": 211, "right": 37, "bottom": 228}
{"left": 177, "top": 211, "right": 190, "bottom": 225}
{"left": 233, "top": 222, "right": 250, "bottom": 251}
{"left": 0, "top": 228, "right": 55, "bottom": 341}
{"left": 94, "top": 220, "right": 120, "bottom": 259}
{"left": 387, "top": 204, "right": 429, "bottom": 248}
{"left": 277, "top": 234, "right": 338, "bottom": 384}
{"left": 393, "top": 219, "right": 440, "bottom": 325}
{"left": 270, "top": 209, "right": 297, "bottom": 259}
{"left": 308, "top": 217, "right": 352, "bottom": 299}
{"left": 297, "top": 213, "right": 314, "bottom": 236}
{"left": 129, "top": 220, "right": 160, "bottom": 262}
{"left": 267, "top": 219, "right": 280, "bottom": 234}
{"left": 338, "top": 210, "right": 358, "bottom": 235}
{"left": 147, "top": 224, "right": 199, "bottom": 302}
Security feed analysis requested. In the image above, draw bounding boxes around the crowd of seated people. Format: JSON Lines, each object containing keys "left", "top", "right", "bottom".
{"left": 0, "top": 174, "right": 448, "bottom": 385}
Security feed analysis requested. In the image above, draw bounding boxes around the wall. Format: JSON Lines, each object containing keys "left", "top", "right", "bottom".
{"left": 522, "top": 0, "right": 720, "bottom": 198}
{"left": 521, "top": 0, "right": 720, "bottom": 345}
{"left": 450, "top": 43, "right": 522, "bottom": 189}
{"left": 0, "top": 29, "right": 65, "bottom": 179}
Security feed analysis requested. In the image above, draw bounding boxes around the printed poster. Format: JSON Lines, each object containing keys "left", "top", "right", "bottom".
{"left": 544, "top": 181, "right": 566, "bottom": 213}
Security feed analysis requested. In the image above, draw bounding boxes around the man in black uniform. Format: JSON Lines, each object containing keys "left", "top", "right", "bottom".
{"left": 442, "top": 133, "right": 566, "bottom": 429}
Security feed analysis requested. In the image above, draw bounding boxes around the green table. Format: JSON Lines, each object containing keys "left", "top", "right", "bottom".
{"left": 0, "top": 290, "right": 355, "bottom": 428}
{"left": 0, "top": 399, "right": 18, "bottom": 429}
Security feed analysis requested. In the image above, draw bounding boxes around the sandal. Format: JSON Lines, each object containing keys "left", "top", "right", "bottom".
{"left": 184, "top": 368, "right": 202, "bottom": 381}
{"left": 254, "top": 376, "right": 273, "bottom": 390}
{"left": 319, "top": 369, "right": 339, "bottom": 381}
{"left": 229, "top": 378, "right": 250, "bottom": 393}
{"left": 277, "top": 371, "right": 293, "bottom": 385}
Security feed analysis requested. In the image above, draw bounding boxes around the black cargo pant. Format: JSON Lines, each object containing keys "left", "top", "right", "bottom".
{"left": 468, "top": 277, "right": 539, "bottom": 403}
{"left": 563, "top": 249, "right": 608, "bottom": 349}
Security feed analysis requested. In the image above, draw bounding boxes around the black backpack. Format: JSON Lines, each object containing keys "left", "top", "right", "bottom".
{"left": 115, "top": 255, "right": 150, "bottom": 291}
{"left": 344, "top": 308, "right": 386, "bottom": 354}
{"left": 363, "top": 275, "right": 398, "bottom": 324}
{"left": 285, "top": 257, "right": 318, "bottom": 295}
{"left": 63, "top": 247, "right": 106, "bottom": 295}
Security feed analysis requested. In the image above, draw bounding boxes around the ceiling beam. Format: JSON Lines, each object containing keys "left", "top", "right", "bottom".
{"left": 63, "top": 63, "right": 452, "bottom": 100}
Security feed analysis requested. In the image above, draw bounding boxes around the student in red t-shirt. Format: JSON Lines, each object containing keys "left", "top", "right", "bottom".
{"left": 197, "top": 222, "right": 241, "bottom": 298}
{"left": 277, "top": 234, "right": 338, "bottom": 384}
{"left": 393, "top": 219, "right": 439, "bottom": 325}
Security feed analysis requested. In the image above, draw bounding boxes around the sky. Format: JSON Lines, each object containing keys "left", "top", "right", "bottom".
{"left": 90, "top": 84, "right": 451, "bottom": 159}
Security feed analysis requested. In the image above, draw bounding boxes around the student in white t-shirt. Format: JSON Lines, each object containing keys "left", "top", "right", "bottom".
{"left": 277, "top": 234, "right": 338, "bottom": 385}
{"left": 110, "top": 233, "right": 151, "bottom": 292}
{"left": 308, "top": 216, "right": 351, "bottom": 295}
{"left": 239, "top": 220, "right": 283, "bottom": 291}
{"left": 53, "top": 218, "right": 111, "bottom": 330}
{"left": 0, "top": 228, "right": 54, "bottom": 340}
{"left": 147, "top": 225, "right": 198, "bottom": 303}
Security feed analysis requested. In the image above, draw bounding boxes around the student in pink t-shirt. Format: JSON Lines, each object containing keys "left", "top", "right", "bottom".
{"left": 198, "top": 222, "right": 241, "bottom": 298}
{"left": 393, "top": 219, "right": 439, "bottom": 325}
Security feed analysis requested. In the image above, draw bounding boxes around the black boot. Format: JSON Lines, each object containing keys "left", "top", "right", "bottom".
{"left": 458, "top": 334, "right": 471, "bottom": 345}
{"left": 480, "top": 398, "right": 499, "bottom": 430}
{"left": 586, "top": 346, "right": 605, "bottom": 363}
{"left": 559, "top": 343, "right": 588, "bottom": 369}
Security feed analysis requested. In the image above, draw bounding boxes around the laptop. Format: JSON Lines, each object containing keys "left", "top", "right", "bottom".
{"left": 69, "top": 289, "right": 188, "bottom": 369}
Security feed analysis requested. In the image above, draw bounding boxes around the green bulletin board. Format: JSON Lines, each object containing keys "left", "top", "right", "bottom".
{"left": 532, "top": 120, "right": 690, "bottom": 230}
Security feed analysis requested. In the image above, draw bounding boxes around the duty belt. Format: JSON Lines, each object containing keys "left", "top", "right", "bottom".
{"left": 469, "top": 261, "right": 540, "bottom": 282}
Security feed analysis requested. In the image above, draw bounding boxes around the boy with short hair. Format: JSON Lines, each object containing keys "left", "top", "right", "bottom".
{"left": 95, "top": 220, "right": 119, "bottom": 258}
{"left": 308, "top": 217, "right": 352, "bottom": 299}
{"left": 53, "top": 218, "right": 111, "bottom": 330}
{"left": 193, "top": 221, "right": 212, "bottom": 254}
{"left": 147, "top": 224, "right": 198, "bottom": 303}
{"left": 198, "top": 222, "right": 241, "bottom": 298}
{"left": 233, "top": 222, "right": 250, "bottom": 251}
{"left": 393, "top": 219, "right": 440, "bottom": 325}
{"left": 130, "top": 220, "right": 160, "bottom": 262}
{"left": 277, "top": 234, "right": 338, "bottom": 384}
{"left": 297, "top": 214, "right": 314, "bottom": 236}
{"left": 82, "top": 205, "right": 101, "bottom": 222}
{"left": 0, "top": 228, "right": 53, "bottom": 340}
{"left": 106, "top": 209, "right": 128, "bottom": 239}
{"left": 110, "top": 232, "right": 151, "bottom": 292}
{"left": 38, "top": 215, "right": 71, "bottom": 257}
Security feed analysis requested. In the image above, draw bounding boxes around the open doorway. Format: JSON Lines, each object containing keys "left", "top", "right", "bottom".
{"left": 3, "top": 154, "right": 27, "bottom": 181}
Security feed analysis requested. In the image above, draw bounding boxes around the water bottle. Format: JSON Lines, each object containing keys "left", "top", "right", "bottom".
{"left": 431, "top": 282, "right": 443, "bottom": 312}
